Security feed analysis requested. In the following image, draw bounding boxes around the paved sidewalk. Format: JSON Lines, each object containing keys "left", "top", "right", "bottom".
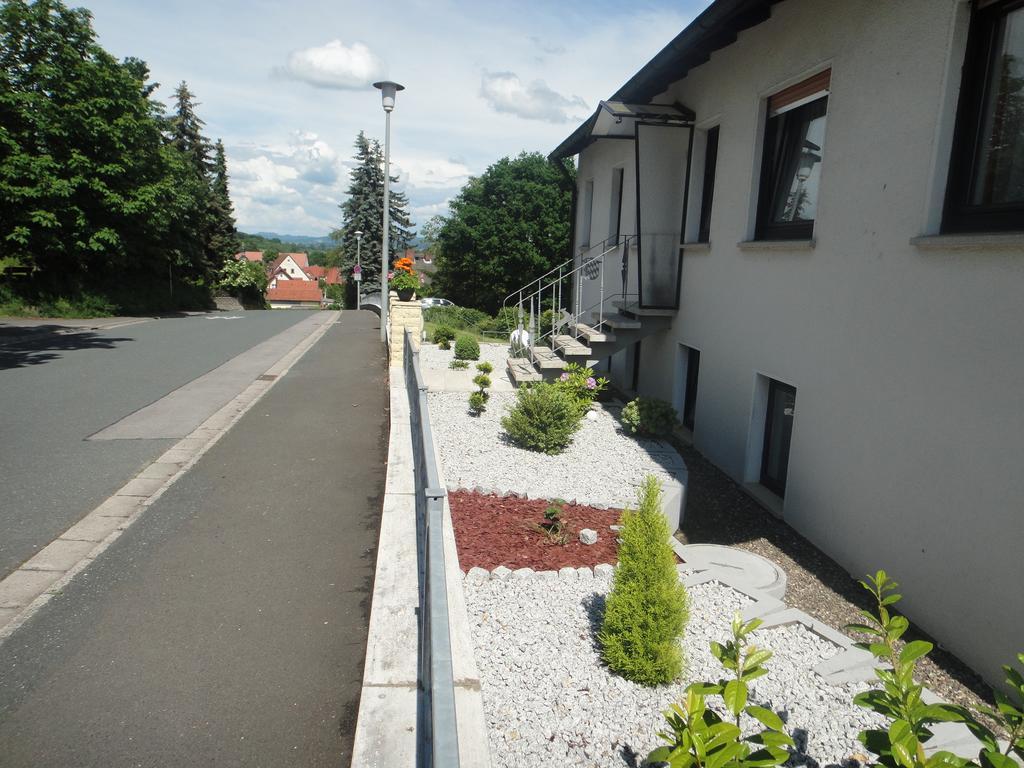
{"left": 0, "top": 311, "right": 388, "bottom": 767}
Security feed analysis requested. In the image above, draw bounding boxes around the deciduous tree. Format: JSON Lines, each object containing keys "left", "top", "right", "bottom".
{"left": 430, "top": 152, "right": 574, "bottom": 314}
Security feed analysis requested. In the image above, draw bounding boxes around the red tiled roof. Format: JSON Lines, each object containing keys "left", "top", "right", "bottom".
{"left": 324, "top": 267, "right": 342, "bottom": 284}
{"left": 280, "top": 252, "right": 309, "bottom": 267}
{"left": 266, "top": 282, "right": 323, "bottom": 302}
{"left": 305, "top": 266, "right": 327, "bottom": 279}
{"left": 236, "top": 251, "right": 263, "bottom": 263}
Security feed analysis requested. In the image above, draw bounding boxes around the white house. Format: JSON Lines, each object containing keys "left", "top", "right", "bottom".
{"left": 549, "top": 0, "right": 1023, "bottom": 687}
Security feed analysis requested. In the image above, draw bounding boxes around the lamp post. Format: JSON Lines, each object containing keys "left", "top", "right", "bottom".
{"left": 354, "top": 229, "right": 363, "bottom": 310}
{"left": 373, "top": 80, "right": 404, "bottom": 343}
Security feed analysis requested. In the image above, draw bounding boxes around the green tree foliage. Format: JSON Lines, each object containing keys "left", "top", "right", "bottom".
{"left": 430, "top": 152, "right": 574, "bottom": 314}
{"left": 207, "top": 140, "right": 240, "bottom": 268}
{"left": 599, "top": 476, "right": 689, "bottom": 685}
{"left": 330, "top": 131, "right": 415, "bottom": 303}
{"left": 0, "top": 1, "right": 231, "bottom": 311}
{"left": 215, "top": 258, "right": 266, "bottom": 307}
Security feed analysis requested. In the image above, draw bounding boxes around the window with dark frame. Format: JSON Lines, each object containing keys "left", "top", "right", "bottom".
{"left": 760, "top": 379, "right": 796, "bottom": 497}
{"left": 682, "top": 346, "right": 700, "bottom": 431}
{"left": 756, "top": 70, "right": 830, "bottom": 241}
{"left": 943, "top": 0, "right": 1024, "bottom": 233}
{"left": 697, "top": 126, "right": 720, "bottom": 243}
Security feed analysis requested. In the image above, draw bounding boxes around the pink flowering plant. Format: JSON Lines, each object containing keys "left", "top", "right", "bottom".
{"left": 556, "top": 363, "right": 609, "bottom": 416}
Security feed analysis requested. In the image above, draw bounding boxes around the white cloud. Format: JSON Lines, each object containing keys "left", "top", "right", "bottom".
{"left": 479, "top": 70, "right": 588, "bottom": 124}
{"left": 392, "top": 153, "right": 472, "bottom": 190}
{"left": 276, "top": 40, "right": 385, "bottom": 90}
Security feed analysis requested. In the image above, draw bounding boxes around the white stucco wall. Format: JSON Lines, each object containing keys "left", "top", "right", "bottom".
{"left": 576, "top": 0, "right": 1023, "bottom": 687}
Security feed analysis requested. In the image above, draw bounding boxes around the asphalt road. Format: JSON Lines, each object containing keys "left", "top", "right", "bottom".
{"left": 0, "top": 311, "right": 315, "bottom": 578}
{"left": 0, "top": 311, "right": 388, "bottom": 766}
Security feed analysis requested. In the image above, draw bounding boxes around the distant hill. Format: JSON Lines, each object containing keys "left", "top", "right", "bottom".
{"left": 251, "top": 231, "right": 335, "bottom": 247}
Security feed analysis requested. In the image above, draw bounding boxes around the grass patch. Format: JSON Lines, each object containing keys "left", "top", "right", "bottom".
{"left": 424, "top": 321, "right": 496, "bottom": 344}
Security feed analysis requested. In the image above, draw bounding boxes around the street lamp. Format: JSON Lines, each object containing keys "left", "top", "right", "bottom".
{"left": 354, "top": 230, "right": 363, "bottom": 310}
{"left": 373, "top": 80, "right": 404, "bottom": 343}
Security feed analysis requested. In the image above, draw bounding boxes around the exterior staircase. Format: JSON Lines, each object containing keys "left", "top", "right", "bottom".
{"left": 502, "top": 236, "right": 675, "bottom": 386}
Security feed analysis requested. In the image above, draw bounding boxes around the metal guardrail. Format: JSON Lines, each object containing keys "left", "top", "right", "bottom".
{"left": 403, "top": 330, "right": 461, "bottom": 768}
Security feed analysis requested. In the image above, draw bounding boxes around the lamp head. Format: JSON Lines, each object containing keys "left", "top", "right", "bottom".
{"left": 373, "top": 80, "right": 405, "bottom": 112}
{"left": 355, "top": 230, "right": 363, "bottom": 239}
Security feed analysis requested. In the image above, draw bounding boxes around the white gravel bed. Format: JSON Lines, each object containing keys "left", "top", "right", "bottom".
{"left": 464, "top": 575, "right": 886, "bottom": 768}
{"left": 428, "top": 390, "right": 672, "bottom": 508}
{"left": 419, "top": 341, "right": 509, "bottom": 372}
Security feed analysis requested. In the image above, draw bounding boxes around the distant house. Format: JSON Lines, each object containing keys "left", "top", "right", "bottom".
{"left": 235, "top": 251, "right": 264, "bottom": 264}
{"left": 304, "top": 266, "right": 344, "bottom": 285}
{"left": 266, "top": 280, "right": 323, "bottom": 308}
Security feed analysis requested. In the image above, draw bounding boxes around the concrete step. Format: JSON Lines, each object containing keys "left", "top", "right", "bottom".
{"left": 530, "top": 345, "right": 566, "bottom": 371}
{"left": 573, "top": 322, "right": 615, "bottom": 344}
{"left": 602, "top": 313, "right": 643, "bottom": 329}
{"left": 612, "top": 299, "right": 677, "bottom": 317}
{"left": 552, "top": 335, "right": 592, "bottom": 358}
{"left": 507, "top": 357, "right": 542, "bottom": 385}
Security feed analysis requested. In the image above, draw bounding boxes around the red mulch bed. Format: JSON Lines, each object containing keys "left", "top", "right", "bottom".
{"left": 449, "top": 490, "right": 622, "bottom": 570}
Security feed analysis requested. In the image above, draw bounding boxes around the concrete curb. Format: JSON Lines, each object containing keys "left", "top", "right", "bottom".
{"left": 351, "top": 366, "right": 491, "bottom": 768}
{"left": 0, "top": 313, "right": 337, "bottom": 643}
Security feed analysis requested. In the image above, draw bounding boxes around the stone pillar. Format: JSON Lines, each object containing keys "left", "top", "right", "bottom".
{"left": 388, "top": 291, "right": 423, "bottom": 359}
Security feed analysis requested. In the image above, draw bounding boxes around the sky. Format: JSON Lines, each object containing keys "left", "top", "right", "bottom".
{"left": 84, "top": 0, "right": 711, "bottom": 237}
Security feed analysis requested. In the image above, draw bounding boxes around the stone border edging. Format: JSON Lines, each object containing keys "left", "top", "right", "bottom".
{"left": 0, "top": 313, "right": 337, "bottom": 642}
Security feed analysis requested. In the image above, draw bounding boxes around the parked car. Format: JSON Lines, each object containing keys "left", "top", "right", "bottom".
{"left": 420, "top": 297, "right": 454, "bottom": 309}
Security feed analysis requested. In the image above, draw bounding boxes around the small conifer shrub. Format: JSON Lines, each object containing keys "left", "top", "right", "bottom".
{"left": 599, "top": 476, "right": 689, "bottom": 685}
{"left": 433, "top": 325, "right": 456, "bottom": 349}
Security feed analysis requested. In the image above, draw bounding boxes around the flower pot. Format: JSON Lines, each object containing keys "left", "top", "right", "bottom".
{"left": 397, "top": 288, "right": 415, "bottom": 301}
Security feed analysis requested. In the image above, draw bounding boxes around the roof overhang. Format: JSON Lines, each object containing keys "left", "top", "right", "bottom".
{"left": 549, "top": 100, "right": 695, "bottom": 160}
{"left": 550, "top": 0, "right": 781, "bottom": 160}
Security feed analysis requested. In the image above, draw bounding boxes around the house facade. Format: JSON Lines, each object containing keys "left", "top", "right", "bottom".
{"left": 553, "top": 0, "right": 1023, "bottom": 686}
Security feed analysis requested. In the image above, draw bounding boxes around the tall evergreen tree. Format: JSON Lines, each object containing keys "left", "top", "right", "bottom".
{"left": 330, "top": 131, "right": 415, "bottom": 302}
{"left": 165, "top": 81, "right": 216, "bottom": 281}
{"left": 207, "top": 139, "right": 240, "bottom": 267}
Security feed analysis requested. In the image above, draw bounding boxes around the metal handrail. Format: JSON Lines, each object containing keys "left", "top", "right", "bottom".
{"left": 403, "top": 331, "right": 460, "bottom": 768}
{"left": 500, "top": 235, "right": 637, "bottom": 360}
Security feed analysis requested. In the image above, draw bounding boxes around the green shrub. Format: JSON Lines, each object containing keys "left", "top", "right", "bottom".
{"left": 501, "top": 381, "right": 583, "bottom": 454}
{"left": 468, "top": 391, "right": 487, "bottom": 415}
{"left": 647, "top": 614, "right": 792, "bottom": 768}
{"left": 472, "top": 373, "right": 491, "bottom": 390}
{"left": 454, "top": 334, "right": 480, "bottom": 361}
{"left": 449, "top": 359, "right": 468, "bottom": 370}
{"left": 433, "top": 325, "right": 456, "bottom": 347}
{"left": 556, "top": 363, "right": 608, "bottom": 415}
{"left": 476, "top": 361, "right": 493, "bottom": 374}
{"left": 620, "top": 397, "right": 679, "bottom": 437}
{"left": 845, "top": 571, "right": 1024, "bottom": 768}
{"left": 599, "top": 476, "right": 688, "bottom": 686}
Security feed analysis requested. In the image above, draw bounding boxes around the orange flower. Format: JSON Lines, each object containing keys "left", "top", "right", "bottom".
{"left": 393, "top": 257, "right": 415, "bottom": 274}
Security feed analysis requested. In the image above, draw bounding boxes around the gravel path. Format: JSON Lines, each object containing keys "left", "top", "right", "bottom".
{"left": 464, "top": 574, "right": 886, "bottom": 768}
{"left": 428, "top": 391, "right": 673, "bottom": 509}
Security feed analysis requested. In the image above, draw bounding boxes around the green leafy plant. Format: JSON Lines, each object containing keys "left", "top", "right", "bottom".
{"left": 528, "top": 499, "right": 569, "bottom": 545}
{"left": 433, "top": 325, "right": 456, "bottom": 348}
{"left": 600, "top": 477, "right": 688, "bottom": 686}
{"left": 476, "top": 361, "right": 494, "bottom": 374}
{"left": 449, "top": 359, "right": 468, "bottom": 370}
{"left": 847, "top": 571, "right": 1024, "bottom": 768}
{"left": 646, "top": 614, "right": 793, "bottom": 768}
{"left": 468, "top": 369, "right": 492, "bottom": 415}
{"left": 454, "top": 334, "right": 481, "bottom": 361}
{"left": 501, "top": 381, "right": 583, "bottom": 454}
{"left": 621, "top": 397, "right": 679, "bottom": 437}
{"left": 390, "top": 269, "right": 419, "bottom": 295}
{"left": 557, "top": 362, "right": 609, "bottom": 415}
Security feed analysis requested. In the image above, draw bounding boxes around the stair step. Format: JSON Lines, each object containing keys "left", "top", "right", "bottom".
{"left": 612, "top": 300, "right": 677, "bottom": 317}
{"left": 552, "top": 335, "right": 592, "bottom": 357}
{"left": 602, "top": 313, "right": 643, "bottom": 329}
{"left": 573, "top": 322, "right": 616, "bottom": 344}
{"left": 507, "top": 357, "right": 542, "bottom": 384}
{"left": 530, "top": 346, "right": 566, "bottom": 370}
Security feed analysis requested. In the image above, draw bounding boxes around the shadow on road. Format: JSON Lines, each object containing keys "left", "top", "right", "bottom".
{"left": 0, "top": 326, "right": 132, "bottom": 370}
